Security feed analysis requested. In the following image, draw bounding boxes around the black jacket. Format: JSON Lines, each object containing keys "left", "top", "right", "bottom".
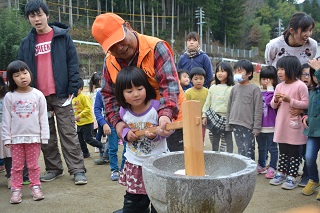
{"left": 18, "top": 22, "right": 79, "bottom": 98}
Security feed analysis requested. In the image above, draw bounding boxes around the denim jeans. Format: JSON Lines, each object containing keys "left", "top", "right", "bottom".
{"left": 299, "top": 144, "right": 309, "bottom": 181}
{"left": 256, "top": 132, "right": 278, "bottom": 169}
{"left": 108, "top": 124, "right": 126, "bottom": 172}
{"left": 305, "top": 137, "right": 320, "bottom": 183}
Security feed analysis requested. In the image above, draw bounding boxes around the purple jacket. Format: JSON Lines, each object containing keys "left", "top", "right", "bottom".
{"left": 261, "top": 91, "right": 277, "bottom": 127}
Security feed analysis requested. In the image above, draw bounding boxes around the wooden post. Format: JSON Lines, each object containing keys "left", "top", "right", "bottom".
{"left": 134, "top": 100, "right": 205, "bottom": 176}
{"left": 182, "top": 100, "right": 205, "bottom": 176}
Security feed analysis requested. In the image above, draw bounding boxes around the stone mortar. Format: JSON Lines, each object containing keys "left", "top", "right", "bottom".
{"left": 142, "top": 151, "right": 257, "bottom": 213}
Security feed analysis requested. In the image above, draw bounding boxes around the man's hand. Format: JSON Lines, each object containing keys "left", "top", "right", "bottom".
{"left": 103, "top": 124, "right": 111, "bottom": 135}
{"left": 156, "top": 116, "right": 174, "bottom": 137}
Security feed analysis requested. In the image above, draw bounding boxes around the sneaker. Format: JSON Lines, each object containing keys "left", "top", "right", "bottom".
{"left": 31, "top": 186, "right": 44, "bottom": 201}
{"left": 7, "top": 178, "right": 12, "bottom": 189}
{"left": 265, "top": 167, "right": 276, "bottom": 179}
{"left": 257, "top": 164, "right": 267, "bottom": 174}
{"left": 10, "top": 189, "right": 22, "bottom": 204}
{"left": 40, "top": 171, "right": 64, "bottom": 182}
{"left": 74, "top": 172, "right": 87, "bottom": 185}
{"left": 94, "top": 147, "right": 100, "bottom": 153}
{"left": 111, "top": 170, "right": 120, "bottom": 181}
{"left": 22, "top": 179, "right": 30, "bottom": 185}
{"left": 317, "top": 191, "right": 320, "bottom": 201}
{"left": 299, "top": 176, "right": 309, "bottom": 187}
{"left": 302, "top": 180, "right": 320, "bottom": 196}
{"left": 94, "top": 158, "right": 109, "bottom": 165}
{"left": 270, "top": 172, "right": 286, "bottom": 186}
{"left": 83, "top": 153, "right": 91, "bottom": 158}
{"left": 281, "top": 175, "right": 299, "bottom": 190}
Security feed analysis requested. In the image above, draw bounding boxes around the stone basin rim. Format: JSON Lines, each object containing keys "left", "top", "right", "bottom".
{"left": 142, "top": 151, "right": 257, "bottom": 180}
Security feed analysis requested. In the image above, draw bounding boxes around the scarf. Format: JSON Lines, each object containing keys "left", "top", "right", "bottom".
{"left": 185, "top": 46, "right": 201, "bottom": 58}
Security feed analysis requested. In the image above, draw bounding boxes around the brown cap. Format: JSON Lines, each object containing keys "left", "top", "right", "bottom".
{"left": 92, "top": 13, "right": 125, "bottom": 53}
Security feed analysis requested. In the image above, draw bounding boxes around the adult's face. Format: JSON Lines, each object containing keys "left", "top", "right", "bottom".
{"left": 109, "top": 27, "right": 138, "bottom": 61}
{"left": 28, "top": 8, "right": 50, "bottom": 34}
{"left": 186, "top": 38, "right": 199, "bottom": 51}
{"left": 290, "top": 26, "right": 313, "bottom": 46}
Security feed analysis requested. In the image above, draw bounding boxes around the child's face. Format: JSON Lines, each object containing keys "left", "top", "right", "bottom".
{"left": 216, "top": 67, "right": 228, "bottom": 84}
{"left": 300, "top": 67, "right": 311, "bottom": 87}
{"left": 191, "top": 74, "right": 205, "bottom": 90}
{"left": 179, "top": 73, "right": 190, "bottom": 86}
{"left": 123, "top": 84, "right": 147, "bottom": 110}
{"left": 234, "top": 68, "right": 251, "bottom": 84}
{"left": 260, "top": 78, "right": 274, "bottom": 90}
{"left": 277, "top": 67, "right": 287, "bottom": 82}
{"left": 13, "top": 69, "right": 31, "bottom": 89}
{"left": 186, "top": 38, "right": 199, "bottom": 50}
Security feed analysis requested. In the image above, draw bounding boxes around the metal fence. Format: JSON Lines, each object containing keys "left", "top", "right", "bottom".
{"left": 202, "top": 44, "right": 259, "bottom": 59}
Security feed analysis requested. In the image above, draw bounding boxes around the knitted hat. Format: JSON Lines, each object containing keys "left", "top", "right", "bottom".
{"left": 92, "top": 13, "right": 125, "bottom": 53}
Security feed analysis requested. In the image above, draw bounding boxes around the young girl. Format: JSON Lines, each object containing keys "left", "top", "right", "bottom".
{"left": 202, "top": 62, "right": 234, "bottom": 152}
{"left": 301, "top": 58, "right": 320, "bottom": 199}
{"left": 115, "top": 66, "right": 168, "bottom": 212}
{"left": 178, "top": 69, "right": 191, "bottom": 91}
{"left": 0, "top": 75, "right": 12, "bottom": 189}
{"left": 226, "top": 59, "right": 263, "bottom": 160}
{"left": 256, "top": 66, "right": 279, "bottom": 178}
{"left": 269, "top": 56, "right": 309, "bottom": 190}
{"left": 2, "top": 60, "right": 49, "bottom": 204}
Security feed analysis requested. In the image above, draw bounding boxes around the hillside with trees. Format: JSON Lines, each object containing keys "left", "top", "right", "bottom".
{"left": 1, "top": 0, "right": 320, "bottom": 77}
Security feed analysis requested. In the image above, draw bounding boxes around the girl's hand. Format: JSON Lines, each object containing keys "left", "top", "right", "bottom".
{"left": 266, "top": 79, "right": 273, "bottom": 87}
{"left": 274, "top": 93, "right": 282, "bottom": 103}
{"left": 308, "top": 58, "right": 320, "bottom": 71}
{"left": 145, "top": 130, "right": 156, "bottom": 140}
{"left": 115, "top": 121, "right": 128, "bottom": 140}
{"left": 126, "top": 129, "right": 139, "bottom": 142}
{"left": 302, "top": 115, "right": 309, "bottom": 129}
{"left": 202, "top": 117, "right": 207, "bottom": 126}
{"left": 75, "top": 116, "right": 80, "bottom": 122}
{"left": 5, "top": 144, "right": 12, "bottom": 148}
{"left": 281, "top": 93, "right": 291, "bottom": 103}
{"left": 290, "top": 108, "right": 303, "bottom": 116}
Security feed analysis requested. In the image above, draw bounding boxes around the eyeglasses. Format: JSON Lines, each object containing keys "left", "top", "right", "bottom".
{"left": 302, "top": 73, "right": 310, "bottom": 77}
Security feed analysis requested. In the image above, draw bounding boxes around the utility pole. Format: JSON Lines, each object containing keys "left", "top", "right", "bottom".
{"left": 195, "top": 7, "right": 205, "bottom": 49}
{"left": 278, "top": 18, "right": 284, "bottom": 37}
{"left": 171, "top": 0, "right": 175, "bottom": 52}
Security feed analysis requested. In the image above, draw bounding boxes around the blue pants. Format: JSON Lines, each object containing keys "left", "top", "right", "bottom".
{"left": 305, "top": 137, "right": 320, "bottom": 182}
{"left": 108, "top": 124, "right": 126, "bottom": 172}
{"left": 256, "top": 132, "right": 278, "bottom": 169}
